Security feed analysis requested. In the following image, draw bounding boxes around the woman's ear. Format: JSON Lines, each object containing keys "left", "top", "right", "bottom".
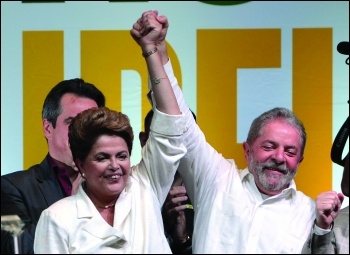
{"left": 76, "top": 159, "right": 83, "bottom": 171}
{"left": 75, "top": 159, "right": 86, "bottom": 178}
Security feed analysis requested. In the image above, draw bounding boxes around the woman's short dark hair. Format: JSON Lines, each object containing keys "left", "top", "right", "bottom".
{"left": 69, "top": 107, "right": 134, "bottom": 162}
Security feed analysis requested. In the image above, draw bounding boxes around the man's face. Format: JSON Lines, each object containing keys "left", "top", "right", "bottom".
{"left": 43, "top": 93, "right": 98, "bottom": 166}
{"left": 243, "top": 120, "right": 304, "bottom": 196}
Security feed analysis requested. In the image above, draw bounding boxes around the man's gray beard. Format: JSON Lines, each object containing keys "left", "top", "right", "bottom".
{"left": 249, "top": 155, "right": 297, "bottom": 192}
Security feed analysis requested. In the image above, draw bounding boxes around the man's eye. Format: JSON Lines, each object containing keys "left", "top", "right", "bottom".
{"left": 262, "top": 145, "right": 274, "bottom": 150}
{"left": 286, "top": 151, "right": 297, "bottom": 157}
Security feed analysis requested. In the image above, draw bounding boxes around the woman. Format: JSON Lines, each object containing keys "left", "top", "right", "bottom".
{"left": 33, "top": 11, "right": 186, "bottom": 254}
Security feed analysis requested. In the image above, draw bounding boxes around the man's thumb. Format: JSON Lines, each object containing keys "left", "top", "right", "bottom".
{"left": 156, "top": 15, "right": 169, "bottom": 28}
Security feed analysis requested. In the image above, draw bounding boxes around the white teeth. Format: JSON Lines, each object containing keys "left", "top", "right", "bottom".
{"left": 104, "top": 174, "right": 122, "bottom": 180}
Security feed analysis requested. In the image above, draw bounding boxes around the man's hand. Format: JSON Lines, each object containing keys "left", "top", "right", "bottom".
{"left": 315, "top": 191, "right": 344, "bottom": 229}
{"left": 162, "top": 185, "right": 190, "bottom": 243}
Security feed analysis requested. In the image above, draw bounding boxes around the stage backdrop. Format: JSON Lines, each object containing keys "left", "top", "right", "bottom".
{"left": 1, "top": 1, "right": 349, "bottom": 207}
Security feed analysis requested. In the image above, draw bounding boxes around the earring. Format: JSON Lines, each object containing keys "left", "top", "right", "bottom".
{"left": 82, "top": 173, "right": 85, "bottom": 178}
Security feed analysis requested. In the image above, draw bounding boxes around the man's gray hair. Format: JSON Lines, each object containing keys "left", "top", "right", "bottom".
{"left": 246, "top": 107, "right": 307, "bottom": 156}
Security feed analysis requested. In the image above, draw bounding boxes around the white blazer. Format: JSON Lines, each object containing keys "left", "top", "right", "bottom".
{"left": 34, "top": 110, "right": 187, "bottom": 254}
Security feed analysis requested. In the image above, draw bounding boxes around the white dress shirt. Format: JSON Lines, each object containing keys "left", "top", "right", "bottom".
{"left": 162, "top": 59, "right": 316, "bottom": 254}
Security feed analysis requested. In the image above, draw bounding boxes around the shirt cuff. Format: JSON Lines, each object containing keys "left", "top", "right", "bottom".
{"left": 151, "top": 108, "right": 186, "bottom": 136}
{"left": 314, "top": 223, "right": 332, "bottom": 235}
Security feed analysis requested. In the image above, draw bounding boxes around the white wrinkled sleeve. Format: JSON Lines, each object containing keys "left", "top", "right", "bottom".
{"left": 136, "top": 106, "right": 187, "bottom": 206}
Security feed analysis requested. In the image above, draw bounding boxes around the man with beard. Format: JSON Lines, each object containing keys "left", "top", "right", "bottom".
{"left": 131, "top": 10, "right": 322, "bottom": 253}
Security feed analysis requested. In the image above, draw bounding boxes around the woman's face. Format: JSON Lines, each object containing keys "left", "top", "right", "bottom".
{"left": 77, "top": 134, "right": 131, "bottom": 202}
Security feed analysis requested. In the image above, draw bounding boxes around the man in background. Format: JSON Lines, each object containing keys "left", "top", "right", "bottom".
{"left": 1, "top": 78, "right": 105, "bottom": 253}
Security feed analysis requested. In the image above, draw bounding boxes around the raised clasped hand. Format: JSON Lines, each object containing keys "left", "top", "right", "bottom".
{"left": 130, "top": 10, "right": 168, "bottom": 49}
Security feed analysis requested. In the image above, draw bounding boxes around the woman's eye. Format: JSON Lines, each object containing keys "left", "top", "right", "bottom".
{"left": 96, "top": 156, "right": 107, "bottom": 161}
{"left": 118, "top": 155, "right": 127, "bottom": 160}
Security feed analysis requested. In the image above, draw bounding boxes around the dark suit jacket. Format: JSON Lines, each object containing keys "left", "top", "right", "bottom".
{"left": 302, "top": 206, "right": 349, "bottom": 254}
{"left": 1, "top": 155, "right": 65, "bottom": 254}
